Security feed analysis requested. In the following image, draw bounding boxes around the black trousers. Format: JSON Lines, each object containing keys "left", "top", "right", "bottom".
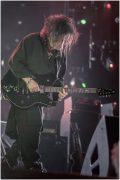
{"left": 5, "top": 105, "right": 43, "bottom": 168}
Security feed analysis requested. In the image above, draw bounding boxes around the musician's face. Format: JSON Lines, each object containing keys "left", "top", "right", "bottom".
{"left": 49, "top": 33, "right": 68, "bottom": 50}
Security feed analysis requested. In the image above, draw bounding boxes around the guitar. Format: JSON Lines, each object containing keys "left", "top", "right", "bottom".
{"left": 1, "top": 70, "right": 115, "bottom": 109}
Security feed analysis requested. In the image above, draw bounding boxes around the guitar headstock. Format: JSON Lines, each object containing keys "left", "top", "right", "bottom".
{"left": 97, "top": 88, "right": 115, "bottom": 97}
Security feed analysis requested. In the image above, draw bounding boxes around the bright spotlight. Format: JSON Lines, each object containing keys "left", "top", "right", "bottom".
{"left": 70, "top": 78, "right": 75, "bottom": 87}
{"left": 104, "top": 2, "right": 111, "bottom": 10}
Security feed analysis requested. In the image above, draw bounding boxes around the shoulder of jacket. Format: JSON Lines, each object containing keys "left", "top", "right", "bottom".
{"left": 23, "top": 32, "right": 41, "bottom": 42}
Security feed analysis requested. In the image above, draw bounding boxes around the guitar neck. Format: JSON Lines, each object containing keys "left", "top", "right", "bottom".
{"left": 44, "top": 87, "right": 97, "bottom": 94}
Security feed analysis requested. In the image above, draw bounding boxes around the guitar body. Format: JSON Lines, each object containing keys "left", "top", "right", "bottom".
{"left": 1, "top": 70, "right": 57, "bottom": 109}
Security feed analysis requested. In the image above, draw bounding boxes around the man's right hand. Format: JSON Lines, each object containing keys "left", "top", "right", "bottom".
{"left": 22, "top": 77, "right": 40, "bottom": 92}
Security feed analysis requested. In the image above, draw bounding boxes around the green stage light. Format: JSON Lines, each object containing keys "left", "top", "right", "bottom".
{"left": 77, "top": 19, "right": 87, "bottom": 25}
{"left": 80, "top": 19, "right": 87, "bottom": 25}
{"left": 81, "top": 82, "right": 87, "bottom": 88}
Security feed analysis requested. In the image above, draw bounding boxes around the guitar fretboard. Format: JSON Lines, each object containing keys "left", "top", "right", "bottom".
{"left": 3, "top": 85, "right": 115, "bottom": 97}
{"left": 44, "top": 87, "right": 97, "bottom": 94}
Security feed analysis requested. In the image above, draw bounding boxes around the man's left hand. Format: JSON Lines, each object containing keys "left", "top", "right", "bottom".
{"left": 58, "top": 86, "right": 68, "bottom": 101}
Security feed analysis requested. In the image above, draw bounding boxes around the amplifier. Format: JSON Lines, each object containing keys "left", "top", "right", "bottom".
{"left": 42, "top": 120, "right": 60, "bottom": 136}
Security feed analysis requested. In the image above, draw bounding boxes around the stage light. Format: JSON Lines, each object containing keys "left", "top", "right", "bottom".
{"left": 17, "top": 20, "right": 23, "bottom": 25}
{"left": 112, "top": 102, "right": 117, "bottom": 106}
{"left": 81, "top": 82, "right": 87, "bottom": 88}
{"left": 82, "top": 6, "right": 87, "bottom": 10}
{"left": 1, "top": 60, "right": 4, "bottom": 66}
{"left": 106, "top": 58, "right": 115, "bottom": 71}
{"left": 80, "top": 19, "right": 87, "bottom": 25}
{"left": 15, "top": 38, "right": 19, "bottom": 43}
{"left": 109, "top": 63, "right": 114, "bottom": 69}
{"left": 115, "top": 17, "right": 119, "bottom": 23}
{"left": 77, "top": 19, "right": 87, "bottom": 25}
{"left": 104, "top": 2, "right": 111, "bottom": 10}
{"left": 69, "top": 71, "right": 72, "bottom": 76}
{"left": 106, "top": 3, "right": 111, "bottom": 9}
{"left": 70, "top": 78, "right": 75, "bottom": 87}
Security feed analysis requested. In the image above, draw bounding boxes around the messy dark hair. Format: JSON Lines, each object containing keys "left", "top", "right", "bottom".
{"left": 40, "top": 14, "right": 79, "bottom": 55}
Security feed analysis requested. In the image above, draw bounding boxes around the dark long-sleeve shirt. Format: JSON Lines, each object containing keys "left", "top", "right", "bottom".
{"left": 8, "top": 32, "right": 66, "bottom": 84}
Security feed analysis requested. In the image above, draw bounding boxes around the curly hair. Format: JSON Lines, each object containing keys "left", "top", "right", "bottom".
{"left": 40, "top": 14, "right": 79, "bottom": 56}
